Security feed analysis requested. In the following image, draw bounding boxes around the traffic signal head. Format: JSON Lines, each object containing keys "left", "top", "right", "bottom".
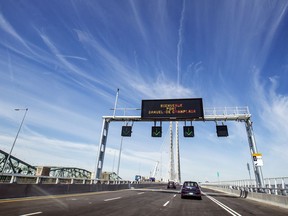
{"left": 121, "top": 126, "right": 132, "bottom": 137}
{"left": 151, "top": 126, "right": 162, "bottom": 137}
{"left": 183, "top": 126, "right": 194, "bottom": 137}
{"left": 216, "top": 125, "right": 228, "bottom": 137}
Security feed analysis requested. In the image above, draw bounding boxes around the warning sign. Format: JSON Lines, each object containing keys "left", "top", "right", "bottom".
{"left": 252, "top": 153, "right": 263, "bottom": 167}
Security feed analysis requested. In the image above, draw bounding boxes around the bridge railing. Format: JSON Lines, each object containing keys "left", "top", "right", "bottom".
{"left": 202, "top": 177, "right": 288, "bottom": 196}
{"left": 0, "top": 173, "right": 156, "bottom": 185}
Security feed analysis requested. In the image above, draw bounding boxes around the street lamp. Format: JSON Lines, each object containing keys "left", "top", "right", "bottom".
{"left": 1, "top": 108, "right": 28, "bottom": 174}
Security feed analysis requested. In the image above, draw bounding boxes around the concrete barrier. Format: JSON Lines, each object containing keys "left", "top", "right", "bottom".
{"left": 0, "top": 183, "right": 164, "bottom": 199}
{"left": 202, "top": 186, "right": 288, "bottom": 209}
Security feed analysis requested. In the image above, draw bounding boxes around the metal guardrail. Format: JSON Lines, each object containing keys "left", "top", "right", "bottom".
{"left": 202, "top": 177, "right": 288, "bottom": 196}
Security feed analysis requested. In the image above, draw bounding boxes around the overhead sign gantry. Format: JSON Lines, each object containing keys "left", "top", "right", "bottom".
{"left": 95, "top": 98, "right": 264, "bottom": 189}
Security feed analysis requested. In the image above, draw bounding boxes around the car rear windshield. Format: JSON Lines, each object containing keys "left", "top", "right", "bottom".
{"left": 183, "top": 182, "right": 198, "bottom": 187}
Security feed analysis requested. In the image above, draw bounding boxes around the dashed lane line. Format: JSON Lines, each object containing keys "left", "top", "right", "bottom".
{"left": 104, "top": 197, "right": 122, "bottom": 202}
{"left": 163, "top": 201, "right": 170, "bottom": 207}
{"left": 163, "top": 194, "right": 177, "bottom": 207}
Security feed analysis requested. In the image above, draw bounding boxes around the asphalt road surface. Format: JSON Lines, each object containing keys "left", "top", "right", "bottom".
{"left": 0, "top": 186, "right": 287, "bottom": 216}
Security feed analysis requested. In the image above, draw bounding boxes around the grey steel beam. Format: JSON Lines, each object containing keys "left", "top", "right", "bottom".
{"left": 245, "top": 119, "right": 265, "bottom": 189}
{"left": 95, "top": 118, "right": 110, "bottom": 179}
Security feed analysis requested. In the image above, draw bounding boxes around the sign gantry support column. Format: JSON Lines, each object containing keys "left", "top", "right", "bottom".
{"left": 245, "top": 119, "right": 265, "bottom": 188}
{"left": 95, "top": 118, "right": 110, "bottom": 179}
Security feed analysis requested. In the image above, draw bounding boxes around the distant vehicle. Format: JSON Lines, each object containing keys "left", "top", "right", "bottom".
{"left": 167, "top": 181, "right": 176, "bottom": 189}
{"left": 180, "top": 181, "right": 202, "bottom": 200}
{"left": 149, "top": 177, "right": 155, "bottom": 182}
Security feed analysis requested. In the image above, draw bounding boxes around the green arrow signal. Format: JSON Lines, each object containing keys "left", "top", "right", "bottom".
{"left": 154, "top": 130, "right": 161, "bottom": 136}
{"left": 185, "top": 130, "right": 193, "bottom": 136}
{"left": 184, "top": 126, "right": 194, "bottom": 137}
{"left": 152, "top": 126, "right": 162, "bottom": 137}
{"left": 121, "top": 126, "right": 132, "bottom": 137}
{"left": 123, "top": 129, "right": 130, "bottom": 135}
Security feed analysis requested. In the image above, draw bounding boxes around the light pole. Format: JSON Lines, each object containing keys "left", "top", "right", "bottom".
{"left": 247, "top": 162, "right": 252, "bottom": 181}
{"left": 1, "top": 108, "right": 28, "bottom": 174}
{"left": 115, "top": 108, "right": 140, "bottom": 180}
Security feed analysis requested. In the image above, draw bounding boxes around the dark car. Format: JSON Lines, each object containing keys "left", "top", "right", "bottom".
{"left": 167, "top": 181, "right": 176, "bottom": 189}
{"left": 181, "top": 181, "right": 202, "bottom": 199}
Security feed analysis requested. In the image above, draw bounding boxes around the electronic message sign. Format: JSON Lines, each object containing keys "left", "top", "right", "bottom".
{"left": 141, "top": 98, "right": 204, "bottom": 120}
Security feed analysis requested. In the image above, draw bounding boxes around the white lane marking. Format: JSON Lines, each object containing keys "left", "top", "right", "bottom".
{"left": 203, "top": 193, "right": 242, "bottom": 216}
{"left": 163, "top": 193, "right": 177, "bottom": 207}
{"left": 104, "top": 197, "right": 122, "bottom": 202}
{"left": 19, "top": 212, "right": 42, "bottom": 216}
{"left": 137, "top": 192, "right": 145, "bottom": 195}
{"left": 163, "top": 201, "right": 170, "bottom": 207}
{"left": 69, "top": 198, "right": 77, "bottom": 201}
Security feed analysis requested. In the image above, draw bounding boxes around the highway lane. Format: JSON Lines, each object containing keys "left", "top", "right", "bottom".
{"left": 0, "top": 187, "right": 287, "bottom": 216}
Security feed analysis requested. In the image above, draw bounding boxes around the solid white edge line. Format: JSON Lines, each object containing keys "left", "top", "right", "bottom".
{"left": 137, "top": 192, "right": 145, "bottom": 195}
{"left": 104, "top": 197, "right": 122, "bottom": 202}
{"left": 163, "top": 201, "right": 170, "bottom": 207}
{"left": 208, "top": 196, "right": 241, "bottom": 216}
{"left": 19, "top": 212, "right": 42, "bottom": 216}
{"left": 203, "top": 193, "right": 242, "bottom": 216}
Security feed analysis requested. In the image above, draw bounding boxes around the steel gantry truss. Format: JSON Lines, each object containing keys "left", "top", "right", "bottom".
{"left": 95, "top": 107, "right": 264, "bottom": 188}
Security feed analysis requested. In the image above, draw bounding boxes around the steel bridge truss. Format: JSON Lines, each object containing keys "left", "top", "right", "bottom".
{"left": 0, "top": 150, "right": 91, "bottom": 179}
{"left": 49, "top": 167, "right": 91, "bottom": 179}
{"left": 0, "top": 149, "right": 36, "bottom": 175}
{"left": 96, "top": 107, "right": 265, "bottom": 188}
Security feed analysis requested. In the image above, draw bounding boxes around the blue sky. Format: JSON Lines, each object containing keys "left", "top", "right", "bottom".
{"left": 0, "top": 0, "right": 288, "bottom": 182}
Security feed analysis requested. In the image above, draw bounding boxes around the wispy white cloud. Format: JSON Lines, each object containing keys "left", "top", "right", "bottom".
{"left": 177, "top": 0, "right": 186, "bottom": 86}
{"left": 252, "top": 69, "right": 288, "bottom": 136}
{"left": 252, "top": 68, "right": 288, "bottom": 176}
{"left": 130, "top": 73, "right": 192, "bottom": 99}
{"left": 0, "top": 133, "right": 97, "bottom": 169}
{"left": 39, "top": 33, "right": 89, "bottom": 79}
{"left": 0, "top": 13, "right": 30, "bottom": 51}
{"left": 129, "top": 0, "right": 148, "bottom": 44}
{"left": 0, "top": 87, "right": 101, "bottom": 143}
{"left": 55, "top": 55, "right": 87, "bottom": 61}
{"left": 75, "top": 29, "right": 132, "bottom": 78}
{"left": 75, "top": 29, "right": 194, "bottom": 100}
